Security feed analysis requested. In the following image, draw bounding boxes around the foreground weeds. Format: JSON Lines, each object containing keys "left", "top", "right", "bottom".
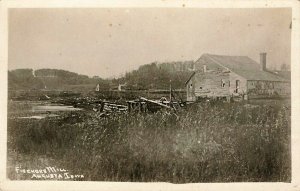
{"left": 7, "top": 101, "right": 291, "bottom": 182}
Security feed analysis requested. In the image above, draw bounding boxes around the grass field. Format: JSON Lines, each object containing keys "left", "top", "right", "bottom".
{"left": 7, "top": 99, "right": 291, "bottom": 182}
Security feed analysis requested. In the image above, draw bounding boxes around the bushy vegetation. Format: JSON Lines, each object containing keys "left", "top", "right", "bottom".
{"left": 8, "top": 69, "right": 44, "bottom": 90}
{"left": 123, "top": 62, "right": 192, "bottom": 89}
{"left": 7, "top": 101, "right": 291, "bottom": 182}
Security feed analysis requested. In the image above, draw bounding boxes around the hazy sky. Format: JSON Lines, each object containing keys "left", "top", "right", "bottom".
{"left": 9, "top": 8, "right": 291, "bottom": 78}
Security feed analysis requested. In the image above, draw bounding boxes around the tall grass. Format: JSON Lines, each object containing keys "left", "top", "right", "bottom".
{"left": 7, "top": 101, "right": 291, "bottom": 182}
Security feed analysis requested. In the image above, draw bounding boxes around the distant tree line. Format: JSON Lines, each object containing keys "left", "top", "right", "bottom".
{"left": 123, "top": 62, "right": 192, "bottom": 90}
{"left": 8, "top": 69, "right": 109, "bottom": 91}
{"left": 8, "top": 62, "right": 193, "bottom": 91}
{"left": 8, "top": 69, "right": 44, "bottom": 90}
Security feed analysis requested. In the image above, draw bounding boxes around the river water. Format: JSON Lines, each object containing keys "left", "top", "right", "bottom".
{"left": 8, "top": 101, "right": 82, "bottom": 119}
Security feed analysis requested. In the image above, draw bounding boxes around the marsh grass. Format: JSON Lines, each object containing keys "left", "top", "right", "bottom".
{"left": 7, "top": 100, "right": 291, "bottom": 182}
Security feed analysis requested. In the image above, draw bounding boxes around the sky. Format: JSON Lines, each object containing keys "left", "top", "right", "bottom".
{"left": 8, "top": 8, "right": 291, "bottom": 78}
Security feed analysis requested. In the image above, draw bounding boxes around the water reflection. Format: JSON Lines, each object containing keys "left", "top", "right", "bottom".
{"left": 32, "top": 105, "right": 81, "bottom": 112}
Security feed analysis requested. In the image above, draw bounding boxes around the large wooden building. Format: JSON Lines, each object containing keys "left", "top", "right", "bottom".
{"left": 186, "top": 53, "right": 290, "bottom": 101}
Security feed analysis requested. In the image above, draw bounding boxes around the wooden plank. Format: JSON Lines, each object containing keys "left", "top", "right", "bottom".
{"left": 140, "top": 97, "right": 174, "bottom": 110}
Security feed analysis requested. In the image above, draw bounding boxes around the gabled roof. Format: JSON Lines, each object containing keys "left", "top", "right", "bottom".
{"left": 185, "top": 71, "right": 196, "bottom": 85}
{"left": 202, "top": 54, "right": 289, "bottom": 82}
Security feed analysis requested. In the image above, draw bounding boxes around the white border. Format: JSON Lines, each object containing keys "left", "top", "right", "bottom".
{"left": 0, "top": 0, "right": 299, "bottom": 191}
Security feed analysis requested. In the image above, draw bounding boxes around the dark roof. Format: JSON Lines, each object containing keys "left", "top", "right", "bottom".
{"left": 203, "top": 54, "right": 288, "bottom": 82}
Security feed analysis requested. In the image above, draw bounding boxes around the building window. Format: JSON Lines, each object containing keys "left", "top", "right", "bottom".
{"left": 228, "top": 81, "right": 230, "bottom": 87}
{"left": 221, "top": 79, "right": 225, "bottom": 87}
{"left": 199, "top": 87, "right": 202, "bottom": 90}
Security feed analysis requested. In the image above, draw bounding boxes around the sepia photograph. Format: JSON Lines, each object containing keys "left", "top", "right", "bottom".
{"left": 1, "top": 0, "right": 300, "bottom": 191}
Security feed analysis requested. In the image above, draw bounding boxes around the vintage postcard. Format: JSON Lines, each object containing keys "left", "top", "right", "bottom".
{"left": 0, "top": 0, "right": 299, "bottom": 191}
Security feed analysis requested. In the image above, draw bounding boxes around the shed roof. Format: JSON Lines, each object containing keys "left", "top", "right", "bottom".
{"left": 272, "top": 70, "right": 291, "bottom": 81}
{"left": 202, "top": 54, "right": 289, "bottom": 82}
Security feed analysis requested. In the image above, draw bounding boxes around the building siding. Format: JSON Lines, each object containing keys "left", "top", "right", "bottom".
{"left": 186, "top": 77, "right": 195, "bottom": 101}
{"left": 187, "top": 70, "right": 232, "bottom": 101}
{"left": 186, "top": 70, "right": 290, "bottom": 101}
{"left": 229, "top": 72, "right": 247, "bottom": 96}
{"left": 186, "top": 54, "right": 290, "bottom": 101}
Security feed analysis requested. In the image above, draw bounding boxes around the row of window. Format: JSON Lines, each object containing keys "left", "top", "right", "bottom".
{"left": 189, "top": 79, "right": 240, "bottom": 89}
{"left": 249, "top": 81, "right": 275, "bottom": 89}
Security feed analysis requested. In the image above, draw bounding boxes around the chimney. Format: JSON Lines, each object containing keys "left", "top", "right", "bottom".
{"left": 203, "top": 64, "right": 207, "bottom": 72}
{"left": 260, "top": 53, "right": 267, "bottom": 71}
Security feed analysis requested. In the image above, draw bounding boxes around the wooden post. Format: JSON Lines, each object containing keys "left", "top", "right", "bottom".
{"left": 138, "top": 102, "right": 142, "bottom": 112}
{"left": 100, "top": 101, "right": 105, "bottom": 112}
{"left": 169, "top": 80, "right": 172, "bottom": 103}
{"left": 127, "top": 102, "right": 131, "bottom": 113}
